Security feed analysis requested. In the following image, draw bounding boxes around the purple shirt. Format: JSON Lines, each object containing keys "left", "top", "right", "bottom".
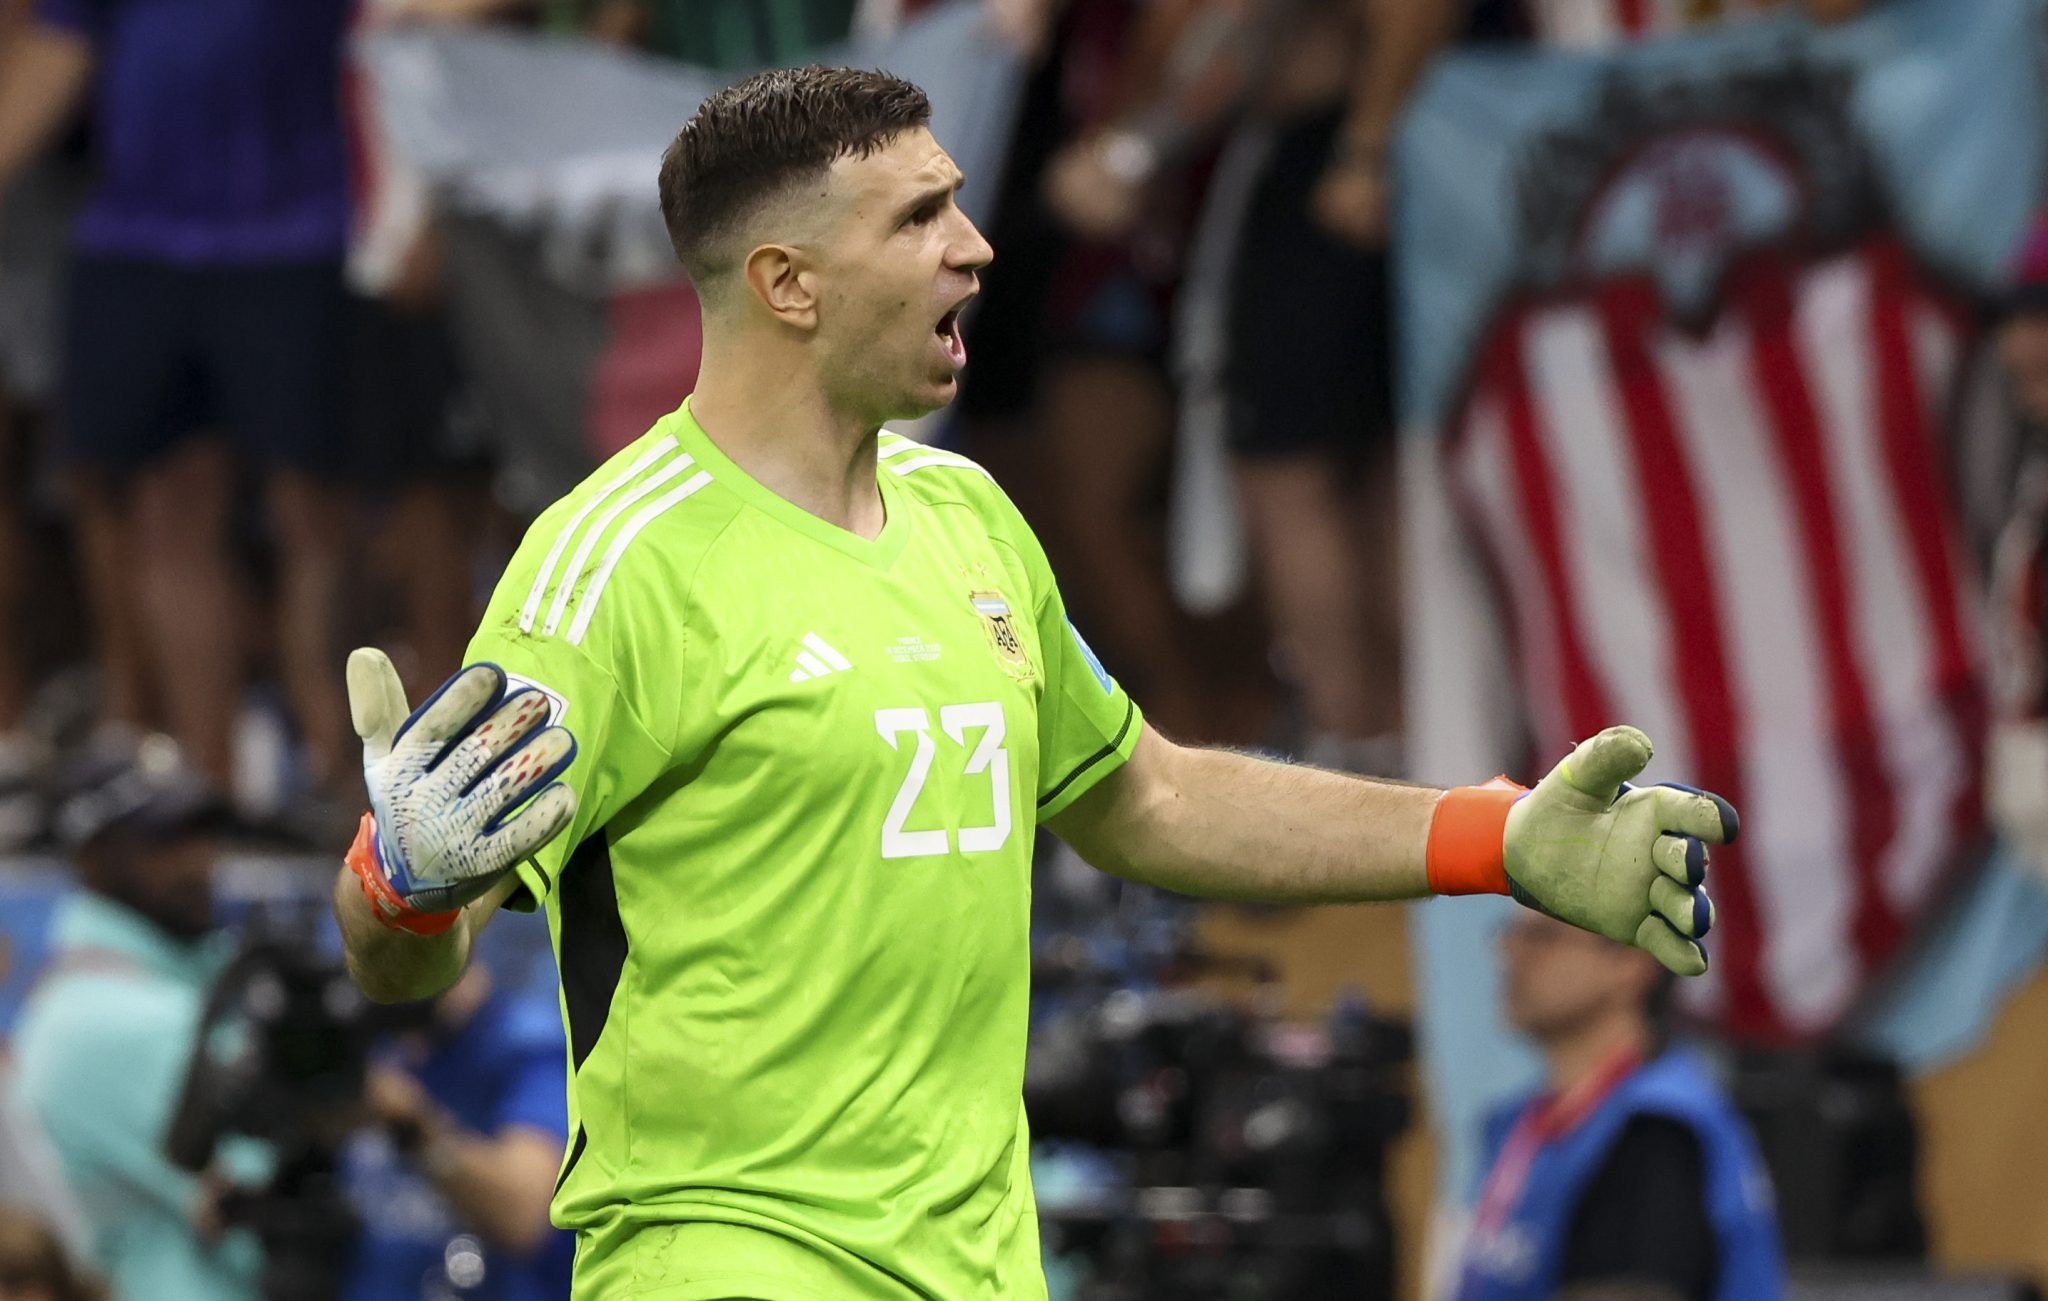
{"left": 39, "top": 0, "right": 354, "bottom": 263}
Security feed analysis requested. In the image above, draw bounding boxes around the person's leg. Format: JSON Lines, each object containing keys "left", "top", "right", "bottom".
{"left": 58, "top": 255, "right": 199, "bottom": 745}
{"left": 64, "top": 468, "right": 153, "bottom": 731}
{"left": 1235, "top": 451, "right": 1383, "bottom": 740}
{"left": 1348, "top": 441, "right": 1404, "bottom": 744}
{"left": 265, "top": 466, "right": 353, "bottom": 787}
{"left": 1036, "top": 352, "right": 1206, "bottom": 738}
{"left": 1222, "top": 111, "right": 1402, "bottom": 769}
{"left": 210, "top": 261, "right": 356, "bottom": 791}
{"left": 386, "top": 478, "right": 484, "bottom": 698}
{"left": 131, "top": 437, "right": 243, "bottom": 785}
{"left": 0, "top": 391, "right": 29, "bottom": 732}
{"left": 0, "top": 390, "right": 41, "bottom": 846}
{"left": 347, "top": 292, "right": 485, "bottom": 700}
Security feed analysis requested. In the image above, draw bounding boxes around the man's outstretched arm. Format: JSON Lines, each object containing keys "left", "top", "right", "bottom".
{"left": 1050, "top": 728, "right": 1437, "bottom": 903}
{"left": 1050, "top": 724, "right": 1736, "bottom": 975}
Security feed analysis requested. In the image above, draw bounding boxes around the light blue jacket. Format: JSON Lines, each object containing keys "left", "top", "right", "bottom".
{"left": 8, "top": 892, "right": 261, "bottom": 1301}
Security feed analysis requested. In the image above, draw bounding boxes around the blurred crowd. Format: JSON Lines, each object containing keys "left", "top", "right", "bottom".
{"left": 0, "top": 0, "right": 1877, "bottom": 854}
{"left": 0, "top": 0, "right": 1891, "bottom": 839}
{"left": 11, "top": 0, "right": 2048, "bottom": 1298}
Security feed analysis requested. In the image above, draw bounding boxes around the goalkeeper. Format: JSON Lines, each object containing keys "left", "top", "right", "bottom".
{"left": 332, "top": 67, "right": 1734, "bottom": 1301}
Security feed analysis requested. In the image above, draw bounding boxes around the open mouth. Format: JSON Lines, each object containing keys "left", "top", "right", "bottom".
{"left": 934, "top": 308, "right": 966, "bottom": 367}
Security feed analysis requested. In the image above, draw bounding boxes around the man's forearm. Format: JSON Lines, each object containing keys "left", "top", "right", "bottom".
{"left": 0, "top": 24, "right": 92, "bottom": 194}
{"left": 417, "top": 1124, "right": 562, "bottom": 1255}
{"left": 1053, "top": 731, "right": 1439, "bottom": 903}
{"left": 331, "top": 866, "right": 510, "bottom": 1003}
{"left": 1336, "top": 0, "right": 1460, "bottom": 155}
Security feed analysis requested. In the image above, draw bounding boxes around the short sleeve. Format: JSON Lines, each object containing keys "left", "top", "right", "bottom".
{"left": 463, "top": 617, "right": 673, "bottom": 910}
{"left": 1018, "top": 530, "right": 1143, "bottom": 822}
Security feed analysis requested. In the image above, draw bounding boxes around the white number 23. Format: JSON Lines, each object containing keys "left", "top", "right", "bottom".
{"left": 873, "top": 703, "right": 1011, "bottom": 859}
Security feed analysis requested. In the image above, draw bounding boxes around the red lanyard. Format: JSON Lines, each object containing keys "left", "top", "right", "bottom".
{"left": 1470, "top": 1044, "right": 1644, "bottom": 1242}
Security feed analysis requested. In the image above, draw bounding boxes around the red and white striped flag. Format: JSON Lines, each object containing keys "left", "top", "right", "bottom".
{"left": 1449, "top": 237, "right": 1987, "bottom": 1041}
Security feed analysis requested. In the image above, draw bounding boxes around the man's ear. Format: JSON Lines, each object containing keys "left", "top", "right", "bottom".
{"left": 741, "top": 243, "right": 819, "bottom": 330}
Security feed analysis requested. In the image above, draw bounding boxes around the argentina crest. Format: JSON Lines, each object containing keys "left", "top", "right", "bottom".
{"left": 970, "top": 585, "right": 1035, "bottom": 682}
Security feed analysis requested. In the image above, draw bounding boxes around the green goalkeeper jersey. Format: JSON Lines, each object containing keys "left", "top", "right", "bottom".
{"left": 465, "top": 399, "right": 1142, "bottom": 1300}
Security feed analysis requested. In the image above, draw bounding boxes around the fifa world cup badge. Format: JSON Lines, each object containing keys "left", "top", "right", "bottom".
{"left": 971, "top": 588, "right": 1036, "bottom": 681}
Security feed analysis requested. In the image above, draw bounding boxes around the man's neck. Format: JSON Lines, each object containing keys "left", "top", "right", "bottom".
{"left": 1543, "top": 1011, "right": 1649, "bottom": 1101}
{"left": 690, "top": 338, "right": 888, "bottom": 539}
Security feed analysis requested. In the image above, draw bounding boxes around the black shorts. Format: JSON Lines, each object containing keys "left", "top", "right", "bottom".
{"left": 1224, "top": 111, "right": 1395, "bottom": 459}
{"left": 59, "top": 254, "right": 346, "bottom": 477}
{"left": 345, "top": 294, "right": 479, "bottom": 490}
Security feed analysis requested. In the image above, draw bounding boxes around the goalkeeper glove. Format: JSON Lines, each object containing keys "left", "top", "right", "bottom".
{"left": 346, "top": 648, "right": 579, "bottom": 931}
{"left": 1426, "top": 725, "right": 1736, "bottom": 977}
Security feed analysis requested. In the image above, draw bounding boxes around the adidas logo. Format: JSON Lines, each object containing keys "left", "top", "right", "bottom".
{"left": 789, "top": 633, "right": 853, "bottom": 683}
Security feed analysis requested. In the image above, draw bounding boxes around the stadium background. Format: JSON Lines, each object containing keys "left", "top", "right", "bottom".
{"left": 4, "top": 0, "right": 2048, "bottom": 1296}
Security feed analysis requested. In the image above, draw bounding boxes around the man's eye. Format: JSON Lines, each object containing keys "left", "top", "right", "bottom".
{"left": 907, "top": 203, "right": 940, "bottom": 228}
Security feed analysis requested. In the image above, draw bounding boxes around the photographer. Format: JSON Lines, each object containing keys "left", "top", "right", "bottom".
{"left": 1454, "top": 914, "right": 1784, "bottom": 1301}
{"left": 341, "top": 963, "right": 572, "bottom": 1301}
{"left": 8, "top": 735, "right": 259, "bottom": 1301}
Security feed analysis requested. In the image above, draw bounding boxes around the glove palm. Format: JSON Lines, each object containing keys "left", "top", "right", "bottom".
{"left": 349, "top": 648, "right": 579, "bottom": 914}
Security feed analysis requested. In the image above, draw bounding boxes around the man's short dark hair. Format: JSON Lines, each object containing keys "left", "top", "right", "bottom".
{"left": 659, "top": 66, "right": 932, "bottom": 289}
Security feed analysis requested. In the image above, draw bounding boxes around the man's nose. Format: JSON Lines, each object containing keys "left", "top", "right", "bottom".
{"left": 951, "top": 212, "right": 994, "bottom": 272}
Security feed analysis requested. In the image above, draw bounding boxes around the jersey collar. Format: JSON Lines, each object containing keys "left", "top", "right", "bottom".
{"left": 676, "top": 398, "right": 909, "bottom": 571}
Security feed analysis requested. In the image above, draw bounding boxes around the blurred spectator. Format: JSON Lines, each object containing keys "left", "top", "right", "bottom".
{"left": 1186, "top": 0, "right": 1452, "bottom": 774}
{"left": 0, "top": 0, "right": 93, "bottom": 850}
{"left": 0, "top": 1209, "right": 104, "bottom": 1301}
{"left": 1455, "top": 913, "right": 1784, "bottom": 1301}
{"left": 340, "top": 964, "right": 571, "bottom": 1301}
{"left": 0, "top": 0, "right": 359, "bottom": 828}
{"left": 1987, "top": 216, "right": 2048, "bottom": 884}
{"left": 7, "top": 735, "right": 260, "bottom": 1301}
{"left": 0, "top": 938, "right": 91, "bottom": 1267}
{"left": 349, "top": 0, "right": 500, "bottom": 703}
{"left": 985, "top": 0, "right": 1260, "bottom": 738}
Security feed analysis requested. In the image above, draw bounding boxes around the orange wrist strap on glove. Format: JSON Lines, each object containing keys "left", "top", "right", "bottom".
{"left": 347, "top": 812, "right": 462, "bottom": 937}
{"left": 1425, "top": 777, "right": 1526, "bottom": 896}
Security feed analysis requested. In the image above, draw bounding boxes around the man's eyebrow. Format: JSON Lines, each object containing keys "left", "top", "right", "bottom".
{"left": 895, "top": 175, "right": 966, "bottom": 222}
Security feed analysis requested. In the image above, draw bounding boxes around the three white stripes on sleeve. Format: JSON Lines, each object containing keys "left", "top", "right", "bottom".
{"left": 518, "top": 435, "right": 712, "bottom": 646}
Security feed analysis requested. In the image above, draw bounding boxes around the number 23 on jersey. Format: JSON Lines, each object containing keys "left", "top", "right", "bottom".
{"left": 873, "top": 703, "right": 1011, "bottom": 859}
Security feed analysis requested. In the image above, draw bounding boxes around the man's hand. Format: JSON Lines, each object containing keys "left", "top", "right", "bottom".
{"left": 1504, "top": 726, "right": 1736, "bottom": 977}
{"left": 1043, "top": 133, "right": 1152, "bottom": 242}
{"left": 349, "top": 648, "right": 578, "bottom": 917}
{"left": 1311, "top": 149, "right": 1390, "bottom": 249}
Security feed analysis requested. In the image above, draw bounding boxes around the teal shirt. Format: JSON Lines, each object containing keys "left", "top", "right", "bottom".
{"left": 9, "top": 893, "right": 262, "bottom": 1301}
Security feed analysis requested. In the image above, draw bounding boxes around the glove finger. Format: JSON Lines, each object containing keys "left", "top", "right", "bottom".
{"left": 1549, "top": 726, "right": 1653, "bottom": 804}
{"left": 1653, "top": 833, "right": 1709, "bottom": 887}
{"left": 487, "top": 783, "right": 578, "bottom": 865}
{"left": 1650, "top": 781, "right": 1740, "bottom": 843}
{"left": 1650, "top": 783, "right": 1740, "bottom": 844}
{"left": 347, "top": 647, "right": 412, "bottom": 763}
{"left": 396, "top": 662, "right": 509, "bottom": 761}
{"left": 1649, "top": 875, "right": 1714, "bottom": 937}
{"left": 440, "top": 689, "right": 556, "bottom": 797}
{"left": 474, "top": 726, "right": 577, "bottom": 826}
{"left": 1634, "top": 914, "right": 1708, "bottom": 977}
